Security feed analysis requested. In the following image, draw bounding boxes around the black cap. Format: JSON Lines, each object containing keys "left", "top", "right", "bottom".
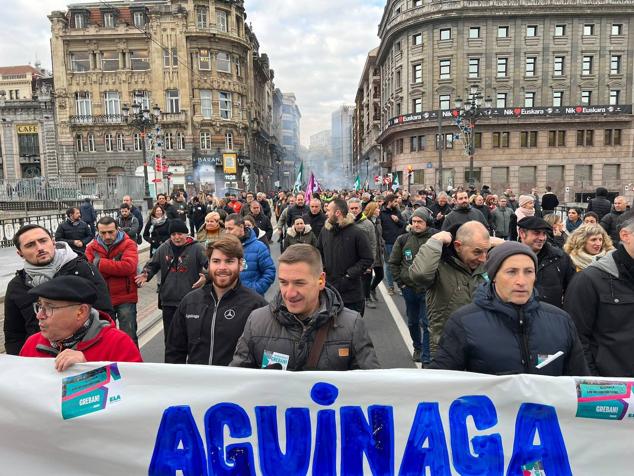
{"left": 28, "top": 275, "right": 98, "bottom": 305}
{"left": 169, "top": 220, "right": 189, "bottom": 234}
{"left": 517, "top": 216, "right": 552, "bottom": 232}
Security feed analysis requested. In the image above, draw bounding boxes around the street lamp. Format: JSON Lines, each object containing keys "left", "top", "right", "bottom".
{"left": 365, "top": 156, "right": 370, "bottom": 190}
{"left": 122, "top": 102, "right": 161, "bottom": 209}
{"left": 453, "top": 86, "right": 492, "bottom": 187}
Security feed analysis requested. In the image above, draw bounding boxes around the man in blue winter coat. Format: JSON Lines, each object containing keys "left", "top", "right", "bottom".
{"left": 225, "top": 213, "right": 275, "bottom": 295}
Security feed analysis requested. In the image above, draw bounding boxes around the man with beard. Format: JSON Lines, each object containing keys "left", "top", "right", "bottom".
{"left": 135, "top": 220, "right": 208, "bottom": 341}
{"left": 230, "top": 244, "right": 379, "bottom": 370}
{"left": 116, "top": 203, "right": 140, "bottom": 241}
{"left": 4, "top": 224, "right": 113, "bottom": 355}
{"left": 86, "top": 216, "right": 139, "bottom": 344}
{"left": 317, "top": 198, "right": 373, "bottom": 315}
{"left": 517, "top": 216, "right": 575, "bottom": 308}
{"left": 304, "top": 197, "right": 326, "bottom": 239}
{"left": 379, "top": 194, "right": 407, "bottom": 295}
{"left": 225, "top": 214, "right": 276, "bottom": 295}
{"left": 441, "top": 190, "right": 488, "bottom": 231}
{"left": 166, "top": 235, "right": 267, "bottom": 365}
{"left": 54, "top": 207, "right": 93, "bottom": 254}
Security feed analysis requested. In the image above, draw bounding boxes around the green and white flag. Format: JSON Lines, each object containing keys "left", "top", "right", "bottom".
{"left": 392, "top": 174, "right": 400, "bottom": 191}
{"left": 354, "top": 175, "right": 361, "bottom": 191}
{"left": 293, "top": 162, "right": 304, "bottom": 192}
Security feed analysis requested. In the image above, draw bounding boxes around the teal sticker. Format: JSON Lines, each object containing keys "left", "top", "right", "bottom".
{"left": 575, "top": 379, "right": 634, "bottom": 421}
{"left": 576, "top": 401, "right": 625, "bottom": 420}
{"left": 62, "top": 364, "right": 122, "bottom": 420}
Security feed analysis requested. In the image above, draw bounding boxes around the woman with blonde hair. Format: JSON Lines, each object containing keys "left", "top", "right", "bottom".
{"left": 564, "top": 224, "right": 614, "bottom": 271}
{"left": 196, "top": 211, "right": 223, "bottom": 248}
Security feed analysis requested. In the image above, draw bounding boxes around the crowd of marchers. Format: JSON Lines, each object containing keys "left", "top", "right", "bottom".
{"left": 3, "top": 184, "right": 634, "bottom": 379}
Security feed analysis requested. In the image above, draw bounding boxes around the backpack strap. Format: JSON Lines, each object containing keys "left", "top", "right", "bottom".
{"left": 305, "top": 318, "right": 333, "bottom": 370}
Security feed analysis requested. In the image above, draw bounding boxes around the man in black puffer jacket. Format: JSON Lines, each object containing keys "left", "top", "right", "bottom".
{"left": 587, "top": 186, "right": 612, "bottom": 221}
{"left": 55, "top": 207, "right": 94, "bottom": 254}
{"left": 431, "top": 242, "right": 589, "bottom": 376}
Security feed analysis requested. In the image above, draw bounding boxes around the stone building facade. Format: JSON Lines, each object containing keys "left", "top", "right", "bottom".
{"left": 49, "top": 0, "right": 282, "bottom": 195}
{"left": 354, "top": 48, "right": 382, "bottom": 188}
{"left": 370, "top": 0, "right": 634, "bottom": 199}
{"left": 0, "top": 67, "right": 58, "bottom": 180}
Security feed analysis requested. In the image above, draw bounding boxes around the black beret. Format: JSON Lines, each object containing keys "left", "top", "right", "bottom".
{"left": 517, "top": 216, "right": 552, "bottom": 232}
{"left": 28, "top": 275, "right": 98, "bottom": 305}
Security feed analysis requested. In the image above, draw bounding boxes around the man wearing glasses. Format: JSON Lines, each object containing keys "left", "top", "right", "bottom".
{"left": 19, "top": 275, "right": 142, "bottom": 371}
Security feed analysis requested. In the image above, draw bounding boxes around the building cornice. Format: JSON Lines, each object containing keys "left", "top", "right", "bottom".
{"left": 377, "top": 0, "right": 634, "bottom": 62}
{"left": 377, "top": 104, "right": 633, "bottom": 143}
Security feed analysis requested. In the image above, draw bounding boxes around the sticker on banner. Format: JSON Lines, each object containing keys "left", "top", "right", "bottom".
{"left": 61, "top": 363, "right": 123, "bottom": 420}
{"left": 575, "top": 379, "right": 634, "bottom": 420}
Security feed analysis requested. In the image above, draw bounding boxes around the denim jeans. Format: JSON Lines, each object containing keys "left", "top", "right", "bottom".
{"left": 383, "top": 243, "right": 394, "bottom": 288}
{"left": 114, "top": 302, "right": 138, "bottom": 345}
{"left": 401, "top": 286, "right": 430, "bottom": 362}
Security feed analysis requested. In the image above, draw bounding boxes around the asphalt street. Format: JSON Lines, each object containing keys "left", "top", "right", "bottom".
{"left": 141, "top": 236, "right": 418, "bottom": 369}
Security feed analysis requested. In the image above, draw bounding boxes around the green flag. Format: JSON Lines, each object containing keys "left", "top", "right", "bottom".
{"left": 293, "top": 162, "right": 304, "bottom": 192}
{"left": 354, "top": 175, "right": 361, "bottom": 191}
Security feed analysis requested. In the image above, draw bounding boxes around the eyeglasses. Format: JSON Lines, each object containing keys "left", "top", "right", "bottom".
{"left": 33, "top": 302, "right": 81, "bottom": 317}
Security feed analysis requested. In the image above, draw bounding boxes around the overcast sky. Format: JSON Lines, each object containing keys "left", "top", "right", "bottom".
{"left": 0, "top": 0, "right": 385, "bottom": 145}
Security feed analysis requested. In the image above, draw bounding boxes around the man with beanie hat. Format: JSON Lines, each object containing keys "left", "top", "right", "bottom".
{"left": 20, "top": 275, "right": 142, "bottom": 371}
{"left": 389, "top": 207, "right": 438, "bottom": 364}
{"left": 430, "top": 241, "right": 589, "bottom": 376}
{"left": 136, "top": 219, "right": 208, "bottom": 342}
{"left": 517, "top": 216, "right": 575, "bottom": 308}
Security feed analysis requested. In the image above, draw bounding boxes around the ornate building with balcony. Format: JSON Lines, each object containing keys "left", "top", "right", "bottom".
{"left": 370, "top": 0, "right": 634, "bottom": 200}
{"left": 49, "top": 0, "right": 282, "bottom": 195}
{"left": 0, "top": 65, "right": 57, "bottom": 180}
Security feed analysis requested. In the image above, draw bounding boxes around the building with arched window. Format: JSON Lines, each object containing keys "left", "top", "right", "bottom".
{"left": 49, "top": 0, "right": 286, "bottom": 195}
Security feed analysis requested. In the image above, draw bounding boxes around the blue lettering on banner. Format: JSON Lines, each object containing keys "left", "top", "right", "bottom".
{"left": 449, "top": 396, "right": 503, "bottom": 476}
{"left": 149, "top": 383, "right": 572, "bottom": 475}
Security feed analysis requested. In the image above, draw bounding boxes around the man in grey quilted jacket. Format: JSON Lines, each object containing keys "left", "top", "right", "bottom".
{"left": 230, "top": 244, "right": 379, "bottom": 370}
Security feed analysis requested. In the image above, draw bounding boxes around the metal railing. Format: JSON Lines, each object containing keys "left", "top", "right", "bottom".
{"left": 0, "top": 209, "right": 119, "bottom": 248}
{"left": 0, "top": 176, "right": 145, "bottom": 203}
{"left": 69, "top": 114, "right": 124, "bottom": 125}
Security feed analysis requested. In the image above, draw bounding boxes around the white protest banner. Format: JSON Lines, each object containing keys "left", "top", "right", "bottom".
{"left": 0, "top": 355, "right": 633, "bottom": 475}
